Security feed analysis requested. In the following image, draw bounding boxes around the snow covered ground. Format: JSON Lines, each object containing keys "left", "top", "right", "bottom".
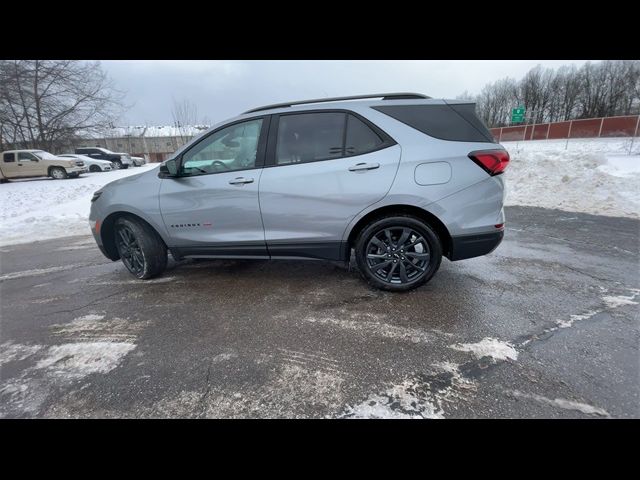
{"left": 0, "top": 138, "right": 638, "bottom": 247}
{"left": 502, "top": 138, "right": 639, "bottom": 218}
{"left": 0, "top": 164, "right": 159, "bottom": 247}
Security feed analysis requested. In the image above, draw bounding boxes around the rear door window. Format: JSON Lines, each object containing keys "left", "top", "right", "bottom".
{"left": 276, "top": 112, "right": 345, "bottom": 165}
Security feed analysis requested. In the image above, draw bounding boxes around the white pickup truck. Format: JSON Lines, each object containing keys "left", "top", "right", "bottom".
{"left": 0, "top": 149, "right": 88, "bottom": 182}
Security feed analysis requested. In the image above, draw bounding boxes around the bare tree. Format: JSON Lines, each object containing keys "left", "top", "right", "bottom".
{"left": 0, "top": 60, "right": 126, "bottom": 152}
{"left": 464, "top": 60, "right": 640, "bottom": 128}
{"left": 171, "top": 98, "right": 199, "bottom": 143}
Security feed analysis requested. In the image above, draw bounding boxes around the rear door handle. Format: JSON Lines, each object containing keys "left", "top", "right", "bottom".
{"left": 348, "top": 162, "right": 380, "bottom": 172}
{"left": 228, "top": 177, "right": 254, "bottom": 185}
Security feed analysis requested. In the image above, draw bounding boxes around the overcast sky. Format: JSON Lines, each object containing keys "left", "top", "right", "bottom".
{"left": 101, "top": 60, "right": 594, "bottom": 126}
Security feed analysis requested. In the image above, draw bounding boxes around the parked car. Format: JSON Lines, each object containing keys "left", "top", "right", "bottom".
{"left": 0, "top": 149, "right": 87, "bottom": 181}
{"left": 89, "top": 93, "right": 508, "bottom": 291}
{"left": 131, "top": 156, "right": 147, "bottom": 167}
{"left": 59, "top": 154, "right": 114, "bottom": 172}
{"left": 74, "top": 147, "right": 133, "bottom": 169}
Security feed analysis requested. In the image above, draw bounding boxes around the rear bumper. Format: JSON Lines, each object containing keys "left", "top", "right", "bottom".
{"left": 449, "top": 230, "right": 503, "bottom": 261}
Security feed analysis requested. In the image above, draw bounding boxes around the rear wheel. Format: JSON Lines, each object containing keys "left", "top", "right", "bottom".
{"left": 354, "top": 215, "right": 442, "bottom": 292}
{"left": 50, "top": 167, "right": 67, "bottom": 179}
{"left": 114, "top": 216, "right": 167, "bottom": 279}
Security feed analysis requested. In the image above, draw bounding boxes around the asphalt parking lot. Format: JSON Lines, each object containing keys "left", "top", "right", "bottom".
{"left": 0, "top": 206, "right": 638, "bottom": 418}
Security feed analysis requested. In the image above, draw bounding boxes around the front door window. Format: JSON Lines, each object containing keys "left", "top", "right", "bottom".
{"left": 182, "top": 119, "right": 263, "bottom": 176}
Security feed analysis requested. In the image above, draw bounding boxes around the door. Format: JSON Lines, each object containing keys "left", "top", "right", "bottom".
{"left": 16, "top": 152, "right": 42, "bottom": 177}
{"left": 1, "top": 152, "right": 19, "bottom": 177}
{"left": 159, "top": 117, "right": 269, "bottom": 256}
{"left": 258, "top": 111, "right": 401, "bottom": 260}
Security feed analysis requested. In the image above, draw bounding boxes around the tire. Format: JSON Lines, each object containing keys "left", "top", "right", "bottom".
{"left": 354, "top": 215, "right": 442, "bottom": 292}
{"left": 113, "top": 159, "right": 123, "bottom": 169}
{"left": 89, "top": 165, "right": 101, "bottom": 172}
{"left": 114, "top": 216, "right": 167, "bottom": 279}
{"left": 50, "top": 167, "right": 68, "bottom": 179}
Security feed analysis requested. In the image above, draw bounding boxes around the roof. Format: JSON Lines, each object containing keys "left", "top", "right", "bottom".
{"left": 244, "top": 93, "right": 430, "bottom": 114}
{"left": 2, "top": 149, "right": 43, "bottom": 153}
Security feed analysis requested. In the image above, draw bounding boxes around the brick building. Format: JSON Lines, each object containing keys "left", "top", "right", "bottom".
{"left": 72, "top": 125, "right": 210, "bottom": 162}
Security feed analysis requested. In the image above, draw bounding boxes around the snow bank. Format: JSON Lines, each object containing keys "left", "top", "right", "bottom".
{"left": 0, "top": 164, "right": 158, "bottom": 246}
{"left": 502, "top": 138, "right": 639, "bottom": 218}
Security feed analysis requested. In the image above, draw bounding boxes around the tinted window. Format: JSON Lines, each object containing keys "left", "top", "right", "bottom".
{"left": 276, "top": 113, "right": 345, "bottom": 165}
{"left": 345, "top": 114, "right": 383, "bottom": 155}
{"left": 372, "top": 104, "right": 493, "bottom": 143}
{"left": 18, "top": 152, "right": 36, "bottom": 161}
{"left": 3, "top": 153, "right": 15, "bottom": 162}
{"left": 182, "top": 118, "right": 263, "bottom": 175}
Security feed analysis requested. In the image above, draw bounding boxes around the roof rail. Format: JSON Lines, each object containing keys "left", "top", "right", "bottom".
{"left": 243, "top": 93, "right": 430, "bottom": 114}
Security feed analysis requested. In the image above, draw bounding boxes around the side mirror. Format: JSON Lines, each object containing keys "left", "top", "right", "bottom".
{"left": 160, "top": 158, "right": 179, "bottom": 177}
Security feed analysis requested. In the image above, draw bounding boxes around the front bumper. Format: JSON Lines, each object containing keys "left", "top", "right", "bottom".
{"left": 66, "top": 166, "right": 88, "bottom": 174}
{"left": 449, "top": 230, "right": 504, "bottom": 261}
{"left": 89, "top": 218, "right": 110, "bottom": 258}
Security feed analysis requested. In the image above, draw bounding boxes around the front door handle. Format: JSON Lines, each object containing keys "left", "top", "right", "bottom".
{"left": 349, "top": 162, "right": 380, "bottom": 172}
{"left": 228, "top": 177, "right": 254, "bottom": 185}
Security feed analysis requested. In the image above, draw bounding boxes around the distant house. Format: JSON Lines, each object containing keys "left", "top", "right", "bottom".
{"left": 71, "top": 125, "right": 210, "bottom": 162}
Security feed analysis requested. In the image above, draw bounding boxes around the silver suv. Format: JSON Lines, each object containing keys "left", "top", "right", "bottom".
{"left": 89, "top": 93, "right": 509, "bottom": 291}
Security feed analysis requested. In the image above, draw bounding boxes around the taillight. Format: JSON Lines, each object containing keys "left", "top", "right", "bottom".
{"left": 468, "top": 149, "right": 510, "bottom": 176}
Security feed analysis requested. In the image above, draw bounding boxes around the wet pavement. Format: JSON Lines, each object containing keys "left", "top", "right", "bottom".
{"left": 0, "top": 206, "right": 638, "bottom": 418}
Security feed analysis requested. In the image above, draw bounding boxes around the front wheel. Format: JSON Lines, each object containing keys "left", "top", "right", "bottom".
{"left": 113, "top": 159, "right": 123, "bottom": 169}
{"left": 50, "top": 167, "right": 68, "bottom": 179}
{"left": 89, "top": 165, "right": 101, "bottom": 172}
{"left": 354, "top": 215, "right": 442, "bottom": 292}
{"left": 114, "top": 216, "right": 167, "bottom": 279}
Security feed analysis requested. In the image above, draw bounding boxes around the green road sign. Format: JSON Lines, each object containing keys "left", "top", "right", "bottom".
{"left": 511, "top": 106, "right": 526, "bottom": 123}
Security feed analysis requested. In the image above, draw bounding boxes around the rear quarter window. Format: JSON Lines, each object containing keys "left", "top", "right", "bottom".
{"left": 345, "top": 114, "right": 384, "bottom": 155}
{"left": 372, "top": 104, "right": 493, "bottom": 143}
{"left": 3, "top": 153, "right": 15, "bottom": 162}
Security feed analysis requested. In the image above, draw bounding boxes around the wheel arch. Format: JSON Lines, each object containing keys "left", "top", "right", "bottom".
{"left": 100, "top": 211, "right": 168, "bottom": 261}
{"left": 47, "top": 165, "right": 66, "bottom": 176}
{"left": 346, "top": 204, "right": 452, "bottom": 259}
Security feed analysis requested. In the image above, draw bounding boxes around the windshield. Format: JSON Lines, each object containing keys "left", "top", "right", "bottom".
{"left": 97, "top": 147, "right": 115, "bottom": 154}
{"left": 32, "top": 150, "right": 59, "bottom": 160}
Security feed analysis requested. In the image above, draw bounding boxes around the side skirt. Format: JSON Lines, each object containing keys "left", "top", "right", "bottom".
{"left": 170, "top": 241, "right": 349, "bottom": 262}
